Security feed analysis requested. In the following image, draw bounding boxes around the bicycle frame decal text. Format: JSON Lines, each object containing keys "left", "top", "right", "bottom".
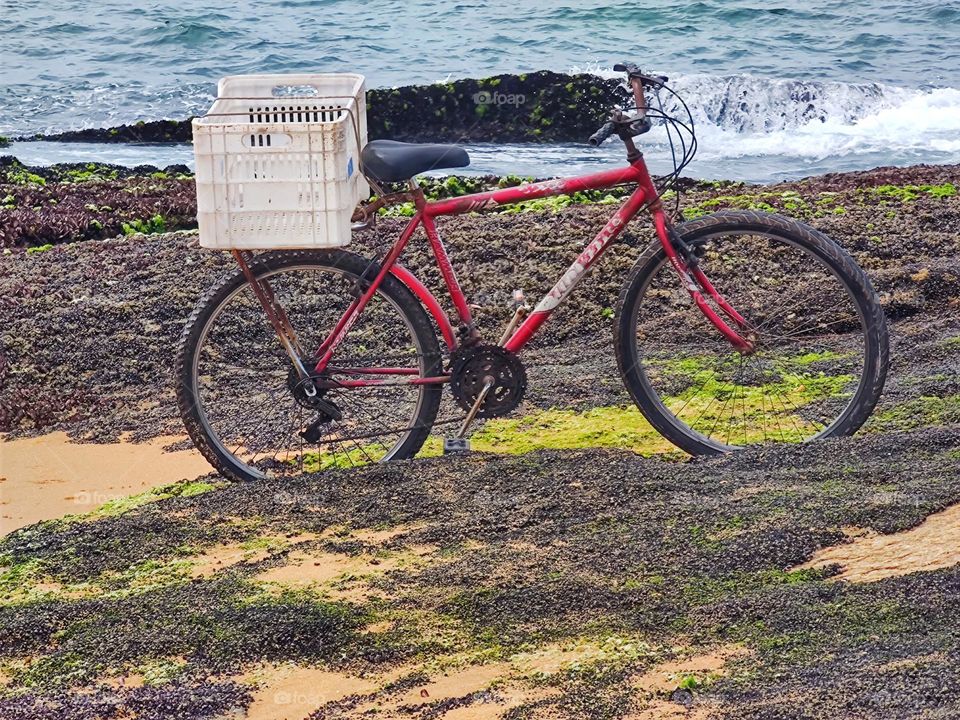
{"left": 537, "top": 214, "right": 626, "bottom": 312}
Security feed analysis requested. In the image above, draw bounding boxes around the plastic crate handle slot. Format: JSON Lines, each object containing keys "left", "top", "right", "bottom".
{"left": 242, "top": 133, "right": 293, "bottom": 149}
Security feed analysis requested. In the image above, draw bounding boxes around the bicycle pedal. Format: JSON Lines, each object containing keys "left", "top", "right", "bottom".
{"left": 443, "top": 437, "right": 471, "bottom": 454}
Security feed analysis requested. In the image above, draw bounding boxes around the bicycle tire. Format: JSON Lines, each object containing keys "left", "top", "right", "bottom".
{"left": 614, "top": 210, "right": 889, "bottom": 455}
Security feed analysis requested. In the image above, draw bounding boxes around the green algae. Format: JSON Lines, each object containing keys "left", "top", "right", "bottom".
{"left": 61, "top": 164, "right": 121, "bottom": 183}
{"left": 5, "top": 169, "right": 46, "bottom": 186}
{"left": 868, "top": 394, "right": 960, "bottom": 432}
{"left": 89, "top": 478, "right": 218, "bottom": 519}
{"left": 121, "top": 213, "right": 167, "bottom": 236}
{"left": 864, "top": 183, "right": 957, "bottom": 202}
{"left": 469, "top": 406, "right": 675, "bottom": 455}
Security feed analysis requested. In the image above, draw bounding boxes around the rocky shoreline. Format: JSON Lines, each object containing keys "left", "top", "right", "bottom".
{"left": 2, "top": 161, "right": 959, "bottom": 439}
{"left": 14, "top": 71, "right": 627, "bottom": 146}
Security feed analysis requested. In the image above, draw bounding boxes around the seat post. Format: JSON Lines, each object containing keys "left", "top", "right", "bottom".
{"left": 408, "top": 177, "right": 427, "bottom": 211}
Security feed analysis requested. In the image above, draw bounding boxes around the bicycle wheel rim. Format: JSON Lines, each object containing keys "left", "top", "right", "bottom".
{"left": 189, "top": 263, "right": 431, "bottom": 479}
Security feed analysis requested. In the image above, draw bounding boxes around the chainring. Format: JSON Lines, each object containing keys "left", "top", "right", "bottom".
{"left": 450, "top": 344, "right": 527, "bottom": 419}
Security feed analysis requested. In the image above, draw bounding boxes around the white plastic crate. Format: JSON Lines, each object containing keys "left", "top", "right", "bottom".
{"left": 192, "top": 73, "right": 369, "bottom": 249}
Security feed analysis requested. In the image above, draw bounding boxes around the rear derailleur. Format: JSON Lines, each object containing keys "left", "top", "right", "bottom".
{"left": 287, "top": 365, "right": 342, "bottom": 443}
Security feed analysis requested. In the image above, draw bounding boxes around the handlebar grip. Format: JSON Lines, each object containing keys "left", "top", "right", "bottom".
{"left": 588, "top": 121, "right": 616, "bottom": 146}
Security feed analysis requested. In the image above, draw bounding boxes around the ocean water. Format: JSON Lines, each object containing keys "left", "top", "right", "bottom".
{"left": 3, "top": 0, "right": 959, "bottom": 181}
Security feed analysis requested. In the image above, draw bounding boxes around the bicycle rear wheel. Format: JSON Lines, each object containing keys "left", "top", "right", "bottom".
{"left": 176, "top": 250, "right": 443, "bottom": 482}
{"left": 615, "top": 210, "right": 888, "bottom": 455}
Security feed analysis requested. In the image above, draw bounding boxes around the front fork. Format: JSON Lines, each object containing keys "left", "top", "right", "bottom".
{"left": 653, "top": 213, "right": 756, "bottom": 354}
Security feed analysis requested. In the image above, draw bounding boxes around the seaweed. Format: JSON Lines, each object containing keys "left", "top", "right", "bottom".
{"left": 0, "top": 159, "right": 196, "bottom": 247}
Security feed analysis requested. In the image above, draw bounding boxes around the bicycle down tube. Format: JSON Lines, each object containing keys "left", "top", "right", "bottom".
{"left": 307, "top": 157, "right": 754, "bottom": 385}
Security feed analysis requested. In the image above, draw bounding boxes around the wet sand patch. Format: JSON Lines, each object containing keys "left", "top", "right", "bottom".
{"left": 510, "top": 637, "right": 648, "bottom": 677}
{"left": 799, "top": 502, "right": 960, "bottom": 582}
{"left": 434, "top": 687, "right": 561, "bottom": 720}
{"left": 0, "top": 432, "right": 211, "bottom": 534}
{"left": 627, "top": 646, "right": 747, "bottom": 720}
{"left": 397, "top": 663, "right": 508, "bottom": 706}
{"left": 341, "top": 664, "right": 559, "bottom": 719}
{"left": 632, "top": 646, "right": 746, "bottom": 694}
{"left": 188, "top": 533, "right": 320, "bottom": 578}
{"left": 254, "top": 541, "right": 436, "bottom": 601}
{"left": 102, "top": 673, "right": 146, "bottom": 689}
{"left": 627, "top": 701, "right": 716, "bottom": 720}
{"left": 242, "top": 663, "right": 377, "bottom": 720}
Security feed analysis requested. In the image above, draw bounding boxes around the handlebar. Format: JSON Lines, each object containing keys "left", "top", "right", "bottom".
{"left": 588, "top": 121, "right": 616, "bottom": 146}
{"left": 586, "top": 62, "right": 669, "bottom": 146}
{"left": 613, "top": 62, "right": 642, "bottom": 77}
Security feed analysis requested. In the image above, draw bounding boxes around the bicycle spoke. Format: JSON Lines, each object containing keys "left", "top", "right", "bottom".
{"left": 759, "top": 314, "right": 861, "bottom": 343}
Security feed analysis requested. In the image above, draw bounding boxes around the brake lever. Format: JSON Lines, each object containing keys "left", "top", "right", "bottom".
{"left": 645, "top": 74, "right": 669, "bottom": 87}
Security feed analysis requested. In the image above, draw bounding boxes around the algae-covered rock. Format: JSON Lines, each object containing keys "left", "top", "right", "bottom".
{"left": 33, "top": 118, "right": 194, "bottom": 144}
{"left": 365, "top": 70, "right": 624, "bottom": 142}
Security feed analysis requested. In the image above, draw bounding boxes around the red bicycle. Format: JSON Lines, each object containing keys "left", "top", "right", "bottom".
{"left": 177, "top": 63, "right": 889, "bottom": 482}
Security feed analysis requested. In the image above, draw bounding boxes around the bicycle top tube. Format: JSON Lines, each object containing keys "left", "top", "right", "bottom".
{"left": 424, "top": 162, "right": 648, "bottom": 217}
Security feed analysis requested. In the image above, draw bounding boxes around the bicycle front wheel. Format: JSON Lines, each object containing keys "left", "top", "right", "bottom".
{"left": 176, "top": 250, "right": 443, "bottom": 482}
{"left": 615, "top": 210, "right": 888, "bottom": 455}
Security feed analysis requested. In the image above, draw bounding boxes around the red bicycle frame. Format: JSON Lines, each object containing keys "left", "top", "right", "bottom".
{"left": 240, "top": 154, "right": 754, "bottom": 389}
